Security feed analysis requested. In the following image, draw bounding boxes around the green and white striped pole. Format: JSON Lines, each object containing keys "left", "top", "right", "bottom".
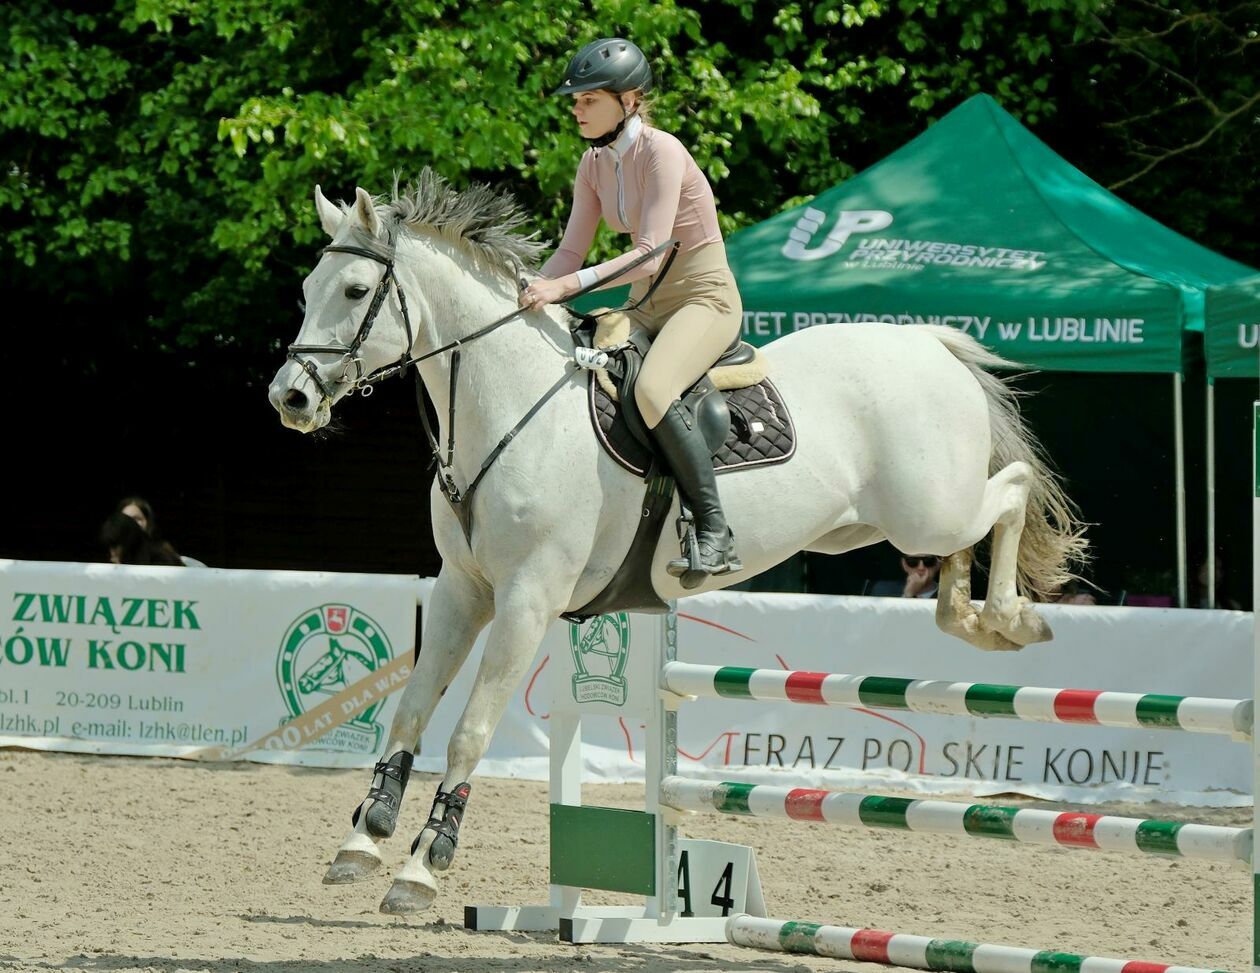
{"left": 726, "top": 915, "right": 1237, "bottom": 973}
{"left": 661, "top": 777, "right": 1250, "bottom": 864}
{"left": 661, "top": 663, "right": 1252, "bottom": 739}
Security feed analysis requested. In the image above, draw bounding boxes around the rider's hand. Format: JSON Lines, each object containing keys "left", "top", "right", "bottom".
{"left": 519, "top": 275, "right": 576, "bottom": 311}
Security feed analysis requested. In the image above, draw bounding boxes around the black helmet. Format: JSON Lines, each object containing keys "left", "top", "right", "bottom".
{"left": 552, "top": 38, "right": 653, "bottom": 96}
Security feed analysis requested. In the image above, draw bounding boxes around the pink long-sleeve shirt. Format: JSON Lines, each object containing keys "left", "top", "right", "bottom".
{"left": 540, "top": 117, "right": 724, "bottom": 288}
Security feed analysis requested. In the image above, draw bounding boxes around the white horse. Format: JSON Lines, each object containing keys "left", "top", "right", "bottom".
{"left": 267, "top": 172, "right": 1085, "bottom": 915}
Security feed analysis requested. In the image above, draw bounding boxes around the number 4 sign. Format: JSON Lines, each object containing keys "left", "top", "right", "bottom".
{"left": 676, "top": 839, "right": 766, "bottom": 919}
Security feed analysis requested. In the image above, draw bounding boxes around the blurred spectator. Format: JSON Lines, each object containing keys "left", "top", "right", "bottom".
{"left": 1193, "top": 552, "right": 1241, "bottom": 610}
{"left": 1053, "top": 579, "right": 1098, "bottom": 606}
{"left": 869, "top": 554, "right": 940, "bottom": 598}
{"left": 115, "top": 495, "right": 206, "bottom": 567}
{"left": 100, "top": 512, "right": 183, "bottom": 566}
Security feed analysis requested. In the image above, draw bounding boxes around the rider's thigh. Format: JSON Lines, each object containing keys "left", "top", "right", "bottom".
{"left": 635, "top": 293, "right": 741, "bottom": 428}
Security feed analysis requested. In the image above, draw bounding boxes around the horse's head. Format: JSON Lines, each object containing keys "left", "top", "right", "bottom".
{"left": 269, "top": 186, "right": 415, "bottom": 432}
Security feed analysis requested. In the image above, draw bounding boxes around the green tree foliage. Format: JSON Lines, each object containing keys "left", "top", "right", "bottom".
{"left": 2, "top": 0, "right": 1255, "bottom": 385}
{"left": 1066, "top": 1, "right": 1260, "bottom": 262}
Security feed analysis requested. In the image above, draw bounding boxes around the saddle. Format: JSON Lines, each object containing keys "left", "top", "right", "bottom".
{"left": 562, "top": 311, "right": 796, "bottom": 622}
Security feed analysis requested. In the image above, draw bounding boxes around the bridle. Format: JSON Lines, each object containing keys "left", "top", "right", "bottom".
{"left": 286, "top": 234, "right": 415, "bottom": 402}
{"left": 286, "top": 234, "right": 680, "bottom": 543}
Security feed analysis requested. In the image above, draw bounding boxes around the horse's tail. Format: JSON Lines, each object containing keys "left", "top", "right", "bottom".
{"left": 922, "top": 326, "right": 1089, "bottom": 600}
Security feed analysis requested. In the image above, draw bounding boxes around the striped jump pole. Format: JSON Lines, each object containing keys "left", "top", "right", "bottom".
{"left": 726, "top": 915, "right": 1238, "bottom": 973}
{"left": 661, "top": 778, "right": 1251, "bottom": 864}
{"left": 661, "top": 663, "right": 1254, "bottom": 740}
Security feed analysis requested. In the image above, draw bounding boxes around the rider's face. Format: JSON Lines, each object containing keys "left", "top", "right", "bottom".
{"left": 571, "top": 91, "right": 626, "bottom": 138}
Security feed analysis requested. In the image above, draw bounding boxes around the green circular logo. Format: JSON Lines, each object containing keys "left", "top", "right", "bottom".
{"left": 568, "top": 612, "right": 631, "bottom": 707}
{"left": 276, "top": 604, "right": 392, "bottom": 752}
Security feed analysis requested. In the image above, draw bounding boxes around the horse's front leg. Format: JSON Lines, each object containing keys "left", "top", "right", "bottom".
{"left": 379, "top": 584, "right": 559, "bottom": 914}
{"left": 324, "top": 568, "right": 493, "bottom": 885}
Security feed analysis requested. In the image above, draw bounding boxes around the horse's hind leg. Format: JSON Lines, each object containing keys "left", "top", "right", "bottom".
{"left": 324, "top": 569, "right": 493, "bottom": 885}
{"left": 934, "top": 462, "right": 1052, "bottom": 650}
{"left": 977, "top": 461, "right": 1053, "bottom": 647}
{"left": 935, "top": 550, "right": 1019, "bottom": 651}
{"left": 380, "top": 582, "right": 558, "bottom": 914}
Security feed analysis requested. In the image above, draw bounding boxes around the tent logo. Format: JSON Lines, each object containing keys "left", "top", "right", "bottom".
{"left": 782, "top": 207, "right": 893, "bottom": 262}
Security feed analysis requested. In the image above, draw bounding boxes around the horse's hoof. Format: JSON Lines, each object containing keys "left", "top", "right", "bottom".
{"left": 971, "top": 630, "right": 1023, "bottom": 651}
{"left": 1005, "top": 606, "right": 1053, "bottom": 646}
{"left": 981, "top": 602, "right": 1053, "bottom": 648}
{"left": 364, "top": 801, "right": 398, "bottom": 839}
{"left": 379, "top": 878, "right": 438, "bottom": 915}
{"left": 323, "top": 848, "right": 382, "bottom": 885}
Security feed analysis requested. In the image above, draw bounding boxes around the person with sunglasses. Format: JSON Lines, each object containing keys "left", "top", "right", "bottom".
{"left": 865, "top": 552, "right": 941, "bottom": 598}
{"left": 900, "top": 553, "right": 941, "bottom": 598}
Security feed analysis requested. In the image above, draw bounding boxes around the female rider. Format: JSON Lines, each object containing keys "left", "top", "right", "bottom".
{"left": 519, "top": 37, "right": 744, "bottom": 586}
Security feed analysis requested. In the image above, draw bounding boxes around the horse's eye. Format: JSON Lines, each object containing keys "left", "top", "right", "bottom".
{"left": 345, "top": 284, "right": 370, "bottom": 300}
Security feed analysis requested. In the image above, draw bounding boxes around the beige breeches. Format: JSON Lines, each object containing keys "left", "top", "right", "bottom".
{"left": 625, "top": 242, "right": 744, "bottom": 429}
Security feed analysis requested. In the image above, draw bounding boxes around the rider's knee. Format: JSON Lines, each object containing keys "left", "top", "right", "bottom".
{"left": 634, "top": 377, "right": 669, "bottom": 429}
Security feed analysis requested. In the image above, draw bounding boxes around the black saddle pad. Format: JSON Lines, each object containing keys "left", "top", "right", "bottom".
{"left": 588, "top": 372, "right": 797, "bottom": 478}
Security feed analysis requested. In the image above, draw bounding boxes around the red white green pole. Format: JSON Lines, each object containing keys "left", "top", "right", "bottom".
{"left": 662, "top": 777, "right": 1249, "bottom": 864}
{"left": 661, "top": 663, "right": 1251, "bottom": 739}
{"left": 726, "top": 915, "right": 1236, "bottom": 973}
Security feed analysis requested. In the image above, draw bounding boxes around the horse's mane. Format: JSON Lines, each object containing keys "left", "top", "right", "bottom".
{"left": 372, "top": 169, "right": 548, "bottom": 278}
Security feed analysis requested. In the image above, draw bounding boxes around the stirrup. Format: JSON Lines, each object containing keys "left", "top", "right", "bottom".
{"left": 666, "top": 511, "right": 699, "bottom": 579}
{"left": 668, "top": 525, "right": 742, "bottom": 588}
{"left": 412, "top": 781, "right": 472, "bottom": 871}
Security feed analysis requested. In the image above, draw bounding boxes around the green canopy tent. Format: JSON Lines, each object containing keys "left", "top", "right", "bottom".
{"left": 575, "top": 94, "right": 1256, "bottom": 602}
{"left": 1203, "top": 275, "right": 1260, "bottom": 604}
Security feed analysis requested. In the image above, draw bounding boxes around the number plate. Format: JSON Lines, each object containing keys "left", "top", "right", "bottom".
{"left": 675, "top": 839, "right": 766, "bottom": 918}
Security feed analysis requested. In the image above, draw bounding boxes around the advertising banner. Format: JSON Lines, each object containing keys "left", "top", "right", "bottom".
{"left": 426, "top": 592, "right": 1253, "bottom": 807}
{"left": 2, "top": 562, "right": 1251, "bottom": 806}
{"left": 0, "top": 560, "right": 422, "bottom": 767}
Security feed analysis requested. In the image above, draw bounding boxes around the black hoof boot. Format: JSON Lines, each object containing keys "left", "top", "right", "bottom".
{"left": 356, "top": 750, "right": 413, "bottom": 839}
{"left": 411, "top": 781, "right": 471, "bottom": 871}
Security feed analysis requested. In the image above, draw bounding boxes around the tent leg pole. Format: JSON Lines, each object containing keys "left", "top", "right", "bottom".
{"left": 1207, "top": 381, "right": 1216, "bottom": 609}
{"left": 1174, "top": 373, "right": 1187, "bottom": 608}
{"left": 1251, "top": 401, "right": 1259, "bottom": 973}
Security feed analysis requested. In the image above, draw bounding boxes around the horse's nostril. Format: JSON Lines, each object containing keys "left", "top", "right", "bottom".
{"left": 283, "top": 388, "right": 308, "bottom": 411}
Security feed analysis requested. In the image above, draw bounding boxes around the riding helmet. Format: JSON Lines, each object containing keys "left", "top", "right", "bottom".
{"left": 552, "top": 38, "right": 654, "bottom": 96}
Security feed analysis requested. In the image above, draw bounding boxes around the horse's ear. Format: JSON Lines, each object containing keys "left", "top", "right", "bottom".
{"left": 354, "top": 186, "right": 381, "bottom": 237}
{"left": 314, "top": 185, "right": 342, "bottom": 237}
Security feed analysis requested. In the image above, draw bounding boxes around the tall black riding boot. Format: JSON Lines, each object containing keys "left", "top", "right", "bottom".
{"left": 651, "top": 400, "right": 743, "bottom": 588}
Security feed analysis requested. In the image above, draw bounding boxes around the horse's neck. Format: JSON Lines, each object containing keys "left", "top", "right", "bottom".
{"left": 397, "top": 243, "right": 574, "bottom": 475}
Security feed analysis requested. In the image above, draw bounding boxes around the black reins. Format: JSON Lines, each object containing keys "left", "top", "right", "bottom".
{"left": 287, "top": 237, "right": 681, "bottom": 544}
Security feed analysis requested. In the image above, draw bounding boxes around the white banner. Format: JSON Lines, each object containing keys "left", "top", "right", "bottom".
{"left": 2, "top": 564, "right": 1251, "bottom": 806}
{"left": 425, "top": 592, "right": 1253, "bottom": 807}
{"left": 0, "top": 560, "right": 421, "bottom": 767}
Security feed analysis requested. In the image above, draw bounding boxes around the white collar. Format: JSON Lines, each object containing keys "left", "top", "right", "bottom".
{"left": 609, "top": 114, "right": 643, "bottom": 157}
